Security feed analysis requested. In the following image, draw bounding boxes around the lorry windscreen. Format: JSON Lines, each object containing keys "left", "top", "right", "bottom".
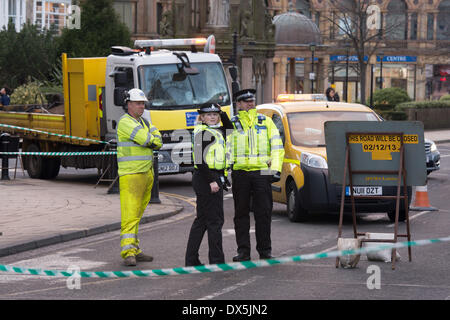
{"left": 138, "top": 62, "right": 230, "bottom": 110}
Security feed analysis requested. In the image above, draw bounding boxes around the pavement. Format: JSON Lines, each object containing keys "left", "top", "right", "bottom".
{"left": 0, "top": 175, "right": 185, "bottom": 258}
{"left": 424, "top": 128, "right": 450, "bottom": 144}
{"left": 0, "top": 128, "right": 448, "bottom": 259}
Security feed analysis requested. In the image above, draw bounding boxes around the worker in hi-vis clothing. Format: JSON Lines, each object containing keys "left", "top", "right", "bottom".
{"left": 227, "top": 89, "right": 285, "bottom": 262}
{"left": 117, "top": 88, "right": 162, "bottom": 266}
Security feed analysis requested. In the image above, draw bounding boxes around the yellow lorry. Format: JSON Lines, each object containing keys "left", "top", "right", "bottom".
{"left": 0, "top": 37, "right": 232, "bottom": 179}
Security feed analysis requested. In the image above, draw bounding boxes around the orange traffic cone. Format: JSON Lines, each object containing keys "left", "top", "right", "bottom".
{"left": 410, "top": 185, "right": 438, "bottom": 211}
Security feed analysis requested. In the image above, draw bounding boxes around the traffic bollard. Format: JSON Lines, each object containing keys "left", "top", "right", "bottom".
{"left": 107, "top": 154, "right": 120, "bottom": 194}
{"left": 1, "top": 133, "right": 11, "bottom": 180}
{"left": 150, "top": 151, "right": 161, "bottom": 203}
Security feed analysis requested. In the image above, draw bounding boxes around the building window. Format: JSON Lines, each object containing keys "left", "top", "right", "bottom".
{"left": 410, "top": 13, "right": 418, "bottom": 40}
{"left": 296, "top": 0, "right": 311, "bottom": 18}
{"left": 0, "top": 0, "right": 26, "bottom": 31}
{"left": 385, "top": 0, "right": 407, "bottom": 40}
{"left": 34, "top": 0, "right": 72, "bottom": 32}
{"left": 113, "top": 1, "right": 137, "bottom": 34}
{"left": 427, "top": 13, "right": 434, "bottom": 40}
{"left": 437, "top": 0, "right": 450, "bottom": 40}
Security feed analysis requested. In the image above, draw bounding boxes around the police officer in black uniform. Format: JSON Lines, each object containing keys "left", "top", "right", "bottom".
{"left": 185, "top": 103, "right": 233, "bottom": 266}
{"left": 228, "top": 89, "right": 285, "bottom": 262}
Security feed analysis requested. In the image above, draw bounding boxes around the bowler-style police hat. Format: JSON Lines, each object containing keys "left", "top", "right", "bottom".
{"left": 197, "top": 103, "right": 221, "bottom": 114}
{"left": 234, "top": 89, "right": 256, "bottom": 102}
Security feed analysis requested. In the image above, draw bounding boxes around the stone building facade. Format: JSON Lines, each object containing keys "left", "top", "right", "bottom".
{"left": 269, "top": 0, "right": 450, "bottom": 102}
{"left": 115, "top": 0, "right": 449, "bottom": 102}
{"left": 2, "top": 0, "right": 448, "bottom": 102}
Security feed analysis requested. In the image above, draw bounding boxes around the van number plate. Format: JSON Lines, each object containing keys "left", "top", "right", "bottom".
{"left": 345, "top": 186, "right": 382, "bottom": 196}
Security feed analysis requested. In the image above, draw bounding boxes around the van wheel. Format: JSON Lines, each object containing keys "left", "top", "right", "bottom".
{"left": 287, "top": 180, "right": 309, "bottom": 222}
{"left": 387, "top": 209, "right": 406, "bottom": 223}
{"left": 386, "top": 187, "right": 412, "bottom": 222}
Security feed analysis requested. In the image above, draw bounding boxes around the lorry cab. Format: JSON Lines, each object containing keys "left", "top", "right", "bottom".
{"left": 104, "top": 38, "right": 233, "bottom": 174}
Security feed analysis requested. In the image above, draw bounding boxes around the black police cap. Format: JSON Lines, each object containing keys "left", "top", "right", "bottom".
{"left": 234, "top": 89, "right": 256, "bottom": 102}
{"left": 197, "top": 103, "right": 221, "bottom": 114}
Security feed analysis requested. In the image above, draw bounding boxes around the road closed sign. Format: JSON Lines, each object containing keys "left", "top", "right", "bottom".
{"left": 348, "top": 133, "right": 419, "bottom": 160}
{"left": 325, "top": 121, "right": 426, "bottom": 187}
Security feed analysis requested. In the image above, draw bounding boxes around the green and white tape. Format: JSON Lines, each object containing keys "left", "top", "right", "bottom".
{"left": 0, "top": 236, "right": 448, "bottom": 279}
{"left": 0, "top": 123, "right": 108, "bottom": 145}
{"left": 0, "top": 151, "right": 117, "bottom": 156}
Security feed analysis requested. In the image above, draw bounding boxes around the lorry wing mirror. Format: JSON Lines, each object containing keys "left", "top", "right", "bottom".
{"left": 172, "top": 66, "right": 199, "bottom": 81}
{"left": 144, "top": 101, "right": 152, "bottom": 110}
{"left": 229, "top": 66, "right": 238, "bottom": 80}
{"left": 114, "top": 87, "right": 127, "bottom": 107}
{"left": 113, "top": 71, "right": 128, "bottom": 87}
{"left": 172, "top": 72, "right": 187, "bottom": 82}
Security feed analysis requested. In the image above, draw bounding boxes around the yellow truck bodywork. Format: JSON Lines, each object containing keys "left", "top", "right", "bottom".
{"left": 0, "top": 54, "right": 106, "bottom": 147}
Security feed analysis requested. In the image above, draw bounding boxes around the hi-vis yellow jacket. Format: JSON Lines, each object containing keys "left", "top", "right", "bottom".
{"left": 117, "top": 113, "right": 162, "bottom": 176}
{"left": 227, "top": 108, "right": 284, "bottom": 172}
{"left": 192, "top": 124, "right": 227, "bottom": 171}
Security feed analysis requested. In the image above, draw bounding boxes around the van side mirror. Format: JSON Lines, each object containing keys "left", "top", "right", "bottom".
{"left": 114, "top": 87, "right": 127, "bottom": 107}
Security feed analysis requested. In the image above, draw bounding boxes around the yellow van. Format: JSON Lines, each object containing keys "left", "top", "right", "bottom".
{"left": 256, "top": 100, "right": 411, "bottom": 222}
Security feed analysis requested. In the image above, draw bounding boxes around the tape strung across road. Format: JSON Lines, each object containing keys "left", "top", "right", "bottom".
{"left": 0, "top": 151, "right": 117, "bottom": 156}
{"left": 0, "top": 236, "right": 449, "bottom": 279}
{"left": 0, "top": 123, "right": 108, "bottom": 145}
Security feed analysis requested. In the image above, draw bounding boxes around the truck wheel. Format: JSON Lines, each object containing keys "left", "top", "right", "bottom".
{"left": 42, "top": 157, "right": 60, "bottom": 179}
{"left": 286, "top": 180, "right": 309, "bottom": 222}
{"left": 24, "top": 143, "right": 44, "bottom": 179}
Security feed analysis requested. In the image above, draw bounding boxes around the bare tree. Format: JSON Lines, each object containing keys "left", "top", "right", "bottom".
{"left": 321, "top": 0, "right": 404, "bottom": 104}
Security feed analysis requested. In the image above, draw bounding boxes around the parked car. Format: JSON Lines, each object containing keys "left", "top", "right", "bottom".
{"left": 257, "top": 100, "right": 412, "bottom": 223}
{"left": 425, "top": 138, "right": 440, "bottom": 175}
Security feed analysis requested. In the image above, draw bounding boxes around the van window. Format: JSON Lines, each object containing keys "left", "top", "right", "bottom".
{"left": 287, "top": 111, "right": 379, "bottom": 147}
{"left": 272, "top": 113, "right": 285, "bottom": 145}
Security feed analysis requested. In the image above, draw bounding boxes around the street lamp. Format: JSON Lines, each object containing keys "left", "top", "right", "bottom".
{"left": 310, "top": 42, "right": 316, "bottom": 94}
{"left": 379, "top": 51, "right": 384, "bottom": 90}
{"left": 344, "top": 43, "right": 350, "bottom": 102}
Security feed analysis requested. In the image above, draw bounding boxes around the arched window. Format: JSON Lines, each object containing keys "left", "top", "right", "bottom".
{"left": 385, "top": 0, "right": 407, "bottom": 40}
{"left": 296, "top": 0, "right": 311, "bottom": 18}
{"left": 437, "top": 0, "right": 450, "bottom": 40}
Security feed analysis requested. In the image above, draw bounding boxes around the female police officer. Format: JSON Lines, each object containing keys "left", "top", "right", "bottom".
{"left": 185, "top": 103, "right": 232, "bottom": 266}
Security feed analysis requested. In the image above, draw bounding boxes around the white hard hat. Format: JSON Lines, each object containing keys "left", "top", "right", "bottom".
{"left": 126, "top": 88, "right": 148, "bottom": 102}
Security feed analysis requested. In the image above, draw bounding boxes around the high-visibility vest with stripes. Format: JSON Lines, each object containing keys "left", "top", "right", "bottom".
{"left": 192, "top": 124, "right": 226, "bottom": 170}
{"left": 227, "top": 109, "right": 284, "bottom": 172}
{"left": 117, "top": 113, "right": 162, "bottom": 176}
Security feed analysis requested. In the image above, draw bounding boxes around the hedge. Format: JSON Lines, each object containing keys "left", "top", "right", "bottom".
{"left": 396, "top": 100, "right": 450, "bottom": 110}
{"left": 370, "top": 87, "right": 412, "bottom": 111}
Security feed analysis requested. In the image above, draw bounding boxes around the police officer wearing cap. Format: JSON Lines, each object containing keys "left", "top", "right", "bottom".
{"left": 185, "top": 102, "right": 233, "bottom": 266}
{"left": 117, "top": 88, "right": 163, "bottom": 266}
{"left": 227, "top": 89, "right": 285, "bottom": 261}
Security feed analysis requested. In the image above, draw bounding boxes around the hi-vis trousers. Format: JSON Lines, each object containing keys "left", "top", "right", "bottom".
{"left": 119, "top": 168, "right": 153, "bottom": 259}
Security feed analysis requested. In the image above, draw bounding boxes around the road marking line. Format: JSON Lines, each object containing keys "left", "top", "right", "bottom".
{"left": 160, "top": 191, "right": 197, "bottom": 208}
{"left": 387, "top": 211, "right": 430, "bottom": 228}
{"left": 198, "top": 276, "right": 262, "bottom": 300}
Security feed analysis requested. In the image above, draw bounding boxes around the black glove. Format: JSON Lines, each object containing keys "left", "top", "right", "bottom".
{"left": 219, "top": 175, "right": 231, "bottom": 191}
{"left": 270, "top": 171, "right": 281, "bottom": 183}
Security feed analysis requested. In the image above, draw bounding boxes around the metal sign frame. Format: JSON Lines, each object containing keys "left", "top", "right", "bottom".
{"left": 336, "top": 132, "right": 412, "bottom": 270}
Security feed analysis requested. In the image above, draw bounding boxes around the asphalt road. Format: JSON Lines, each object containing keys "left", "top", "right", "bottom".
{"left": 0, "top": 143, "right": 449, "bottom": 307}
